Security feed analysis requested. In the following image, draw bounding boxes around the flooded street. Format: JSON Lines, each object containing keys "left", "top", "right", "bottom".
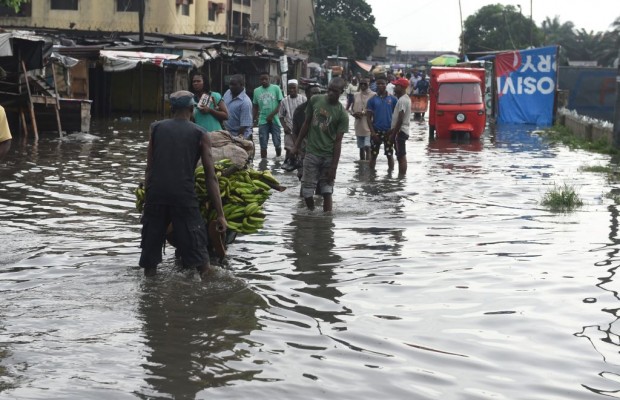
{"left": 1, "top": 114, "right": 620, "bottom": 399}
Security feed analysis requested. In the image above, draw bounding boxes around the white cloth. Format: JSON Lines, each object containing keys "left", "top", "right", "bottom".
{"left": 391, "top": 95, "right": 411, "bottom": 134}
{"left": 0, "top": 106, "right": 12, "bottom": 142}
{"left": 278, "top": 94, "right": 307, "bottom": 132}
{"left": 351, "top": 90, "right": 375, "bottom": 137}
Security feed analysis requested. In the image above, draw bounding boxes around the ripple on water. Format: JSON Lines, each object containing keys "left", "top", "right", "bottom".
{"left": 0, "top": 119, "right": 619, "bottom": 398}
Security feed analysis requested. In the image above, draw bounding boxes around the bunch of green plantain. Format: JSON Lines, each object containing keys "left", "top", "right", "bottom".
{"left": 195, "top": 159, "right": 282, "bottom": 234}
{"left": 133, "top": 159, "right": 282, "bottom": 235}
{"left": 134, "top": 182, "right": 145, "bottom": 213}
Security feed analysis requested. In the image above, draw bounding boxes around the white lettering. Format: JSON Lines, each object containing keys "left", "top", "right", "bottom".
{"left": 537, "top": 77, "right": 555, "bottom": 94}
{"left": 537, "top": 55, "right": 553, "bottom": 73}
{"left": 520, "top": 55, "right": 537, "bottom": 73}
{"left": 498, "top": 76, "right": 556, "bottom": 95}
{"left": 523, "top": 77, "right": 537, "bottom": 94}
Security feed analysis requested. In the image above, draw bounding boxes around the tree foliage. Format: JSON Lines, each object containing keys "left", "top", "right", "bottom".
{"left": 462, "top": 4, "right": 541, "bottom": 54}
{"left": 313, "top": 0, "right": 379, "bottom": 59}
{"left": 0, "top": 0, "right": 27, "bottom": 11}
{"left": 465, "top": 5, "right": 619, "bottom": 67}
{"left": 314, "top": 17, "right": 355, "bottom": 59}
{"left": 539, "top": 15, "right": 620, "bottom": 66}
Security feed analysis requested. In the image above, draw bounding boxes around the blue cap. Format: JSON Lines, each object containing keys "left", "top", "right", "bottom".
{"left": 169, "top": 90, "right": 196, "bottom": 108}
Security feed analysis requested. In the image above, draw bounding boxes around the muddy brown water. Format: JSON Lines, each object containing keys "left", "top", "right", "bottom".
{"left": 1, "top": 115, "right": 620, "bottom": 399}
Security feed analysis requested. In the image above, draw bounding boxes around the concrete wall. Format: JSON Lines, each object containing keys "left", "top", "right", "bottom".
{"left": 288, "top": 0, "right": 313, "bottom": 44}
{"left": 558, "top": 110, "right": 614, "bottom": 146}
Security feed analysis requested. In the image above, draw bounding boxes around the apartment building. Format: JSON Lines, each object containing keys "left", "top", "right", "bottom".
{"left": 0, "top": 0, "right": 232, "bottom": 36}
{"left": 250, "top": 0, "right": 313, "bottom": 45}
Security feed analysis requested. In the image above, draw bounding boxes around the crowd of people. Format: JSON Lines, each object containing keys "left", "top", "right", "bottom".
{"left": 139, "top": 69, "right": 427, "bottom": 278}
{"left": 182, "top": 69, "right": 428, "bottom": 213}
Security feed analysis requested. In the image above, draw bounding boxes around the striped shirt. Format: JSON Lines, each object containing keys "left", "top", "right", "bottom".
{"left": 278, "top": 94, "right": 307, "bottom": 132}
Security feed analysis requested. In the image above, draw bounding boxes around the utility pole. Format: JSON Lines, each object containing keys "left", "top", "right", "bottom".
{"left": 138, "top": 0, "right": 145, "bottom": 44}
{"left": 614, "top": 48, "right": 620, "bottom": 148}
{"left": 530, "top": 0, "right": 533, "bottom": 46}
{"left": 458, "top": 0, "right": 465, "bottom": 59}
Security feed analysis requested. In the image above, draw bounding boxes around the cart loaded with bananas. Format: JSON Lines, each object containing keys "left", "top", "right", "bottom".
{"left": 134, "top": 131, "right": 285, "bottom": 258}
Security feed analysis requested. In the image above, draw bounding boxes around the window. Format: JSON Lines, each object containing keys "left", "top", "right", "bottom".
{"left": 438, "top": 83, "right": 483, "bottom": 105}
{"left": 233, "top": 0, "right": 251, "bottom": 5}
{"left": 208, "top": 1, "right": 216, "bottom": 21}
{"left": 51, "top": 0, "right": 78, "bottom": 10}
{"left": 117, "top": 0, "right": 140, "bottom": 12}
{"left": 175, "top": 0, "right": 192, "bottom": 16}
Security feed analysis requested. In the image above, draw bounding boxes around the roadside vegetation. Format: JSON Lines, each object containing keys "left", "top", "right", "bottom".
{"left": 543, "top": 124, "right": 618, "bottom": 155}
{"left": 540, "top": 183, "right": 584, "bottom": 212}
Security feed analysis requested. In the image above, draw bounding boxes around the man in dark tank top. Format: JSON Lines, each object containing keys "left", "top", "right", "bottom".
{"left": 139, "top": 90, "right": 227, "bottom": 279}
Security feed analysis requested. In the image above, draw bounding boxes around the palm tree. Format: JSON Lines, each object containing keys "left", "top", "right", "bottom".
{"left": 540, "top": 16, "right": 576, "bottom": 65}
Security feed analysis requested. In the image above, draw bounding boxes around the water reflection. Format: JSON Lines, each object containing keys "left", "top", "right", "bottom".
{"left": 490, "top": 123, "right": 554, "bottom": 154}
{"left": 138, "top": 277, "right": 265, "bottom": 398}
{"left": 282, "top": 214, "right": 347, "bottom": 324}
{"left": 577, "top": 201, "right": 620, "bottom": 396}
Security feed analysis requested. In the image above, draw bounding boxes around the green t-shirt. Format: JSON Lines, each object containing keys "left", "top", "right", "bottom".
{"left": 193, "top": 91, "right": 223, "bottom": 132}
{"left": 305, "top": 95, "right": 349, "bottom": 157}
{"left": 252, "top": 84, "right": 283, "bottom": 126}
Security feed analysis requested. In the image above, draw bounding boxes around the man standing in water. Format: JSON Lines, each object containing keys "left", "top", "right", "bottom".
{"left": 366, "top": 75, "right": 397, "bottom": 172}
{"left": 350, "top": 76, "right": 375, "bottom": 161}
{"left": 291, "top": 78, "right": 348, "bottom": 212}
{"left": 223, "top": 74, "right": 253, "bottom": 140}
{"left": 0, "top": 105, "right": 12, "bottom": 160}
{"left": 390, "top": 78, "right": 412, "bottom": 175}
{"left": 253, "top": 71, "right": 284, "bottom": 159}
{"left": 140, "top": 90, "right": 226, "bottom": 279}
{"left": 279, "top": 79, "right": 306, "bottom": 168}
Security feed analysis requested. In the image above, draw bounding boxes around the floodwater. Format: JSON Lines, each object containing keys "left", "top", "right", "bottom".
{"left": 1, "top": 112, "right": 620, "bottom": 400}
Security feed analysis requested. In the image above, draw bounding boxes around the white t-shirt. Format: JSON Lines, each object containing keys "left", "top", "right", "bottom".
{"left": 391, "top": 95, "right": 411, "bottom": 134}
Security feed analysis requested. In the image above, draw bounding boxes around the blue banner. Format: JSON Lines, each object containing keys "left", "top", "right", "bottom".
{"left": 496, "top": 46, "right": 558, "bottom": 126}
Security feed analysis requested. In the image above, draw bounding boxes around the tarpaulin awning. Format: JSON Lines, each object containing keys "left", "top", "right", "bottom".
{"left": 162, "top": 59, "right": 194, "bottom": 69}
{"left": 100, "top": 50, "right": 180, "bottom": 72}
{"left": 429, "top": 54, "right": 459, "bottom": 66}
{"left": 0, "top": 31, "right": 51, "bottom": 71}
{"left": 50, "top": 51, "right": 79, "bottom": 68}
{"left": 355, "top": 60, "right": 372, "bottom": 72}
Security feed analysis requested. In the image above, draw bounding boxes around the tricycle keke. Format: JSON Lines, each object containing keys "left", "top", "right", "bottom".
{"left": 428, "top": 67, "right": 486, "bottom": 140}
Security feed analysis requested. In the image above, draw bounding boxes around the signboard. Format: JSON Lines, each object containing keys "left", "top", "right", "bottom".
{"left": 496, "top": 46, "right": 558, "bottom": 126}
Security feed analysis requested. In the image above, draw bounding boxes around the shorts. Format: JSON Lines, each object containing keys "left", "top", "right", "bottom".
{"left": 393, "top": 131, "right": 409, "bottom": 158}
{"left": 301, "top": 152, "right": 334, "bottom": 198}
{"left": 356, "top": 135, "right": 370, "bottom": 149}
{"left": 139, "top": 204, "right": 210, "bottom": 270}
{"left": 258, "top": 122, "right": 282, "bottom": 150}
{"left": 370, "top": 130, "right": 394, "bottom": 157}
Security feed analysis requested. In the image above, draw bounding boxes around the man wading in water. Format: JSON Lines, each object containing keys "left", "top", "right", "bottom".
{"left": 139, "top": 90, "right": 226, "bottom": 279}
{"left": 291, "top": 78, "right": 348, "bottom": 212}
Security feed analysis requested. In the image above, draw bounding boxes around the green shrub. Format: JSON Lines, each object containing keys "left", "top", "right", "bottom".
{"left": 541, "top": 183, "right": 584, "bottom": 212}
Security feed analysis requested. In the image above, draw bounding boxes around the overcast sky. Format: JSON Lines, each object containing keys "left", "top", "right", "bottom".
{"left": 364, "top": 0, "right": 619, "bottom": 52}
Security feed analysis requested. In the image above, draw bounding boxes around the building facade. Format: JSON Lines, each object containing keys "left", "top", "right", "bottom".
{"left": 0, "top": 0, "right": 230, "bottom": 36}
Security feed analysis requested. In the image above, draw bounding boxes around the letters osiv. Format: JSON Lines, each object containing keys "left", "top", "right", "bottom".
{"left": 497, "top": 55, "right": 557, "bottom": 96}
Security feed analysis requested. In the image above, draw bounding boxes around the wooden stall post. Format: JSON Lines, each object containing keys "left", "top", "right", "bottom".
{"left": 21, "top": 61, "right": 38, "bottom": 140}
{"left": 50, "top": 63, "right": 64, "bottom": 137}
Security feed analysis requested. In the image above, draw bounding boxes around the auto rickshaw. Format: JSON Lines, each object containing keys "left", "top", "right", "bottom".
{"left": 428, "top": 67, "right": 486, "bottom": 140}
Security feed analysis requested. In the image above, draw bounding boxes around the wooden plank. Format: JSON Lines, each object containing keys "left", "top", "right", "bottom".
{"left": 51, "top": 64, "right": 63, "bottom": 137}
{"left": 19, "top": 108, "right": 28, "bottom": 136}
{"left": 21, "top": 61, "right": 38, "bottom": 140}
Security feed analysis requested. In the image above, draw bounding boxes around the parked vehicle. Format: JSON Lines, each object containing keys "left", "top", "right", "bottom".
{"left": 428, "top": 67, "right": 486, "bottom": 140}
